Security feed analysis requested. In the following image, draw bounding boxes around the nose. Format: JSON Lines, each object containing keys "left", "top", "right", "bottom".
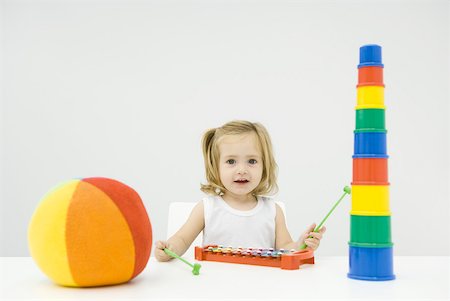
{"left": 237, "top": 165, "right": 248, "bottom": 175}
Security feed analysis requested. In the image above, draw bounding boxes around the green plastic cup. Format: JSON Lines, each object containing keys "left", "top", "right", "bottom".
{"left": 350, "top": 215, "right": 392, "bottom": 247}
{"left": 355, "top": 109, "right": 386, "bottom": 133}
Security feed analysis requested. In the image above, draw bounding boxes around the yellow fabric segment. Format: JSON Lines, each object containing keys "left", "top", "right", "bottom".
{"left": 356, "top": 86, "right": 385, "bottom": 109}
{"left": 28, "top": 180, "right": 79, "bottom": 287}
{"left": 351, "top": 185, "right": 391, "bottom": 216}
{"left": 65, "top": 181, "right": 135, "bottom": 287}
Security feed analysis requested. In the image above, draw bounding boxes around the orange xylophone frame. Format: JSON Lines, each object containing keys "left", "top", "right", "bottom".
{"left": 194, "top": 245, "right": 315, "bottom": 270}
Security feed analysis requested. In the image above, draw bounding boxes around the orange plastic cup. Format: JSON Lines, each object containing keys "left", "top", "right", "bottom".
{"left": 352, "top": 158, "right": 389, "bottom": 185}
{"left": 358, "top": 66, "right": 384, "bottom": 87}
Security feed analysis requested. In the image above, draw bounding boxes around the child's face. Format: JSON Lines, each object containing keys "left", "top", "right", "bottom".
{"left": 218, "top": 132, "right": 263, "bottom": 198}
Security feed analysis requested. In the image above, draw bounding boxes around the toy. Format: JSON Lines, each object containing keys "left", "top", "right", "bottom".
{"left": 195, "top": 245, "right": 314, "bottom": 270}
{"left": 299, "top": 186, "right": 351, "bottom": 249}
{"left": 194, "top": 186, "right": 350, "bottom": 269}
{"left": 348, "top": 44, "right": 395, "bottom": 281}
{"left": 164, "top": 248, "right": 201, "bottom": 275}
{"left": 28, "top": 177, "right": 152, "bottom": 287}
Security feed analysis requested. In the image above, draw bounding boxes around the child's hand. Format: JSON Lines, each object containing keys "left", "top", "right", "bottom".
{"left": 299, "top": 223, "right": 326, "bottom": 251}
{"left": 154, "top": 240, "right": 174, "bottom": 262}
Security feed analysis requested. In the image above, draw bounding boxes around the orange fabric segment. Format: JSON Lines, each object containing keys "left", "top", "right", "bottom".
{"left": 66, "top": 181, "right": 135, "bottom": 287}
{"left": 82, "top": 178, "right": 152, "bottom": 279}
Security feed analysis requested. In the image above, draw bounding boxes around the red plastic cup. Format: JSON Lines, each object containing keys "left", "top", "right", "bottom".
{"left": 352, "top": 158, "right": 389, "bottom": 185}
{"left": 357, "top": 66, "right": 384, "bottom": 87}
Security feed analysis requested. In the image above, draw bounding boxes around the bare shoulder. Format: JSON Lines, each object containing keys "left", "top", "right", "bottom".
{"left": 188, "top": 200, "right": 204, "bottom": 221}
{"left": 192, "top": 200, "right": 204, "bottom": 212}
{"left": 172, "top": 200, "right": 205, "bottom": 241}
{"left": 275, "top": 202, "right": 286, "bottom": 221}
{"left": 275, "top": 202, "right": 283, "bottom": 214}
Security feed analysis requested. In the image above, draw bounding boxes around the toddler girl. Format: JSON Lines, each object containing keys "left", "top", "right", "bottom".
{"left": 155, "top": 120, "right": 325, "bottom": 261}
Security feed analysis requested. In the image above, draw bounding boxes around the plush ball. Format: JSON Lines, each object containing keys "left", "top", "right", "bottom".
{"left": 28, "top": 177, "right": 152, "bottom": 287}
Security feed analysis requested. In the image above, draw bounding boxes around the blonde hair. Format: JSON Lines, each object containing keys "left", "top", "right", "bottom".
{"left": 200, "top": 120, "right": 278, "bottom": 196}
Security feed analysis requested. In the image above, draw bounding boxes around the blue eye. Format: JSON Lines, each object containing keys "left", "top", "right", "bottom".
{"left": 248, "top": 159, "right": 257, "bottom": 164}
{"left": 226, "top": 159, "right": 236, "bottom": 164}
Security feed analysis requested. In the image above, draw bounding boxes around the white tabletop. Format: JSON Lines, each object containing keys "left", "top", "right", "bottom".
{"left": 1, "top": 256, "right": 449, "bottom": 301}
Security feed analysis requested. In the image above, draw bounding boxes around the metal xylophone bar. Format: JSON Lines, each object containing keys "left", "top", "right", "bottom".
{"left": 194, "top": 245, "right": 315, "bottom": 270}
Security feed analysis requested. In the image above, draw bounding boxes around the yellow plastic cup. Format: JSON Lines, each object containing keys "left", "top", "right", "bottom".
{"left": 356, "top": 86, "right": 385, "bottom": 109}
{"left": 351, "top": 185, "right": 390, "bottom": 216}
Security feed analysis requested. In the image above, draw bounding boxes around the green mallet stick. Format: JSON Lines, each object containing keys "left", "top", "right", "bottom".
{"left": 164, "top": 248, "right": 201, "bottom": 275}
{"left": 299, "top": 186, "right": 351, "bottom": 250}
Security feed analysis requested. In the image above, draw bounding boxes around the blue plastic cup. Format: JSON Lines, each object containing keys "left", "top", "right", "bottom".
{"left": 348, "top": 245, "right": 395, "bottom": 281}
{"left": 358, "top": 44, "right": 384, "bottom": 68}
{"left": 353, "top": 132, "right": 388, "bottom": 158}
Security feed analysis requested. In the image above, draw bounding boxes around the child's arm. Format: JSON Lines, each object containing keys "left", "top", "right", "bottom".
{"left": 154, "top": 201, "right": 205, "bottom": 262}
{"left": 274, "top": 204, "right": 326, "bottom": 250}
{"left": 274, "top": 204, "right": 297, "bottom": 250}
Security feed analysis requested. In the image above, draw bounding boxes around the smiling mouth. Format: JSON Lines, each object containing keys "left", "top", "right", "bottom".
{"left": 234, "top": 179, "right": 249, "bottom": 183}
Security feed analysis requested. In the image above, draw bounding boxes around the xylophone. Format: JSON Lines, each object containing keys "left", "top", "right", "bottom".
{"left": 194, "top": 245, "right": 314, "bottom": 270}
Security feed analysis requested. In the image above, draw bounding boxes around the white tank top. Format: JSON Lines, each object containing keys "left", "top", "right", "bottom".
{"left": 202, "top": 195, "right": 276, "bottom": 249}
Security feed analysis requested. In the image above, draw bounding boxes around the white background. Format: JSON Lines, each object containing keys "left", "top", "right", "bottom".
{"left": 1, "top": 0, "right": 448, "bottom": 256}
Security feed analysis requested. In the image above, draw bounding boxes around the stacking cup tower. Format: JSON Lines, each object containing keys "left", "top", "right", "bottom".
{"left": 348, "top": 44, "right": 395, "bottom": 281}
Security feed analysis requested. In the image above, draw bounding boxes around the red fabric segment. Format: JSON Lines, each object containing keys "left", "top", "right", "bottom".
{"left": 82, "top": 177, "right": 152, "bottom": 280}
